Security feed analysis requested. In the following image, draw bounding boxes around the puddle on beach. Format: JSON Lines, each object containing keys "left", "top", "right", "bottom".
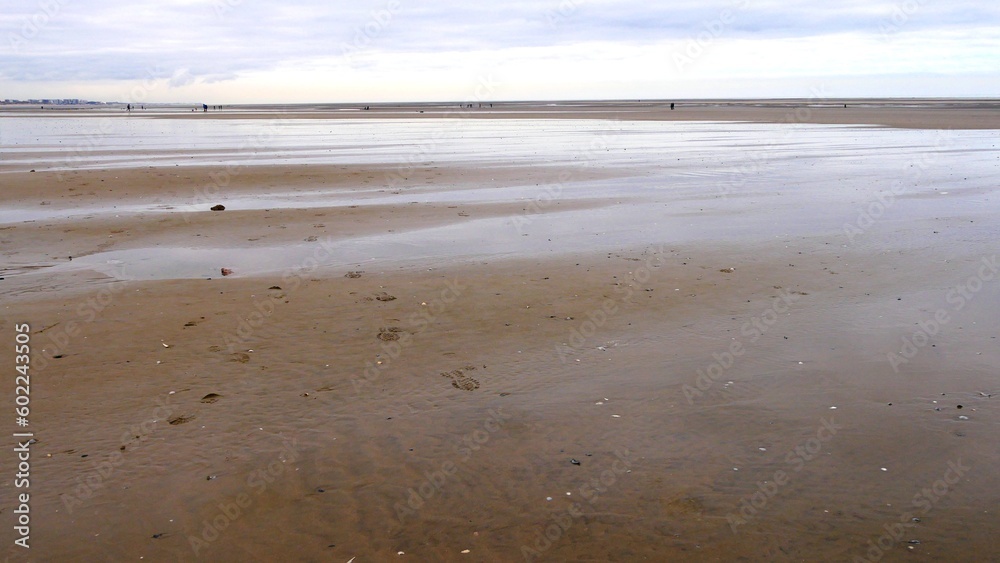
{"left": 68, "top": 191, "right": 997, "bottom": 281}
{"left": 65, "top": 207, "right": 674, "bottom": 279}
{"left": 5, "top": 117, "right": 998, "bottom": 280}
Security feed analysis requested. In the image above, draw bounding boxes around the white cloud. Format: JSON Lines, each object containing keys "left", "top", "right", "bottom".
{"left": 1, "top": 0, "right": 998, "bottom": 101}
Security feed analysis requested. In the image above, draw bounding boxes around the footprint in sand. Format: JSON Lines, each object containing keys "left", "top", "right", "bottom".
{"left": 374, "top": 291, "right": 397, "bottom": 302}
{"left": 377, "top": 327, "right": 403, "bottom": 342}
{"left": 168, "top": 415, "right": 195, "bottom": 426}
{"left": 442, "top": 366, "right": 480, "bottom": 391}
{"left": 200, "top": 393, "right": 222, "bottom": 404}
{"left": 229, "top": 353, "right": 250, "bottom": 363}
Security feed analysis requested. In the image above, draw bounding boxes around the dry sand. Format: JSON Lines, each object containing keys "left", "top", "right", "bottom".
{"left": 1, "top": 102, "right": 999, "bottom": 562}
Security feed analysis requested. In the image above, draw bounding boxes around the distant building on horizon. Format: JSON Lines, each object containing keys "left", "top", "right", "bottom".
{"left": 0, "top": 99, "right": 105, "bottom": 105}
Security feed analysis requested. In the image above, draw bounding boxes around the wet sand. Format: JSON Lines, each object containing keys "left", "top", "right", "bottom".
{"left": 6, "top": 98, "right": 1000, "bottom": 130}
{"left": 1, "top": 103, "right": 999, "bottom": 562}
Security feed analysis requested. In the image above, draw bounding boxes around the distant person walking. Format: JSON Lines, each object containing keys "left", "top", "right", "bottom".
{"left": 127, "top": 103, "right": 131, "bottom": 112}
{"left": 203, "top": 103, "right": 208, "bottom": 112}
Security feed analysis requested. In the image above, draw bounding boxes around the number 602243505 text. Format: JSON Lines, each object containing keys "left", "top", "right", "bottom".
{"left": 15, "top": 323, "right": 31, "bottom": 424}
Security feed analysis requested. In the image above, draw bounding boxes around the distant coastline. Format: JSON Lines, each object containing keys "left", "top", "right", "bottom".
{"left": 5, "top": 98, "right": 999, "bottom": 130}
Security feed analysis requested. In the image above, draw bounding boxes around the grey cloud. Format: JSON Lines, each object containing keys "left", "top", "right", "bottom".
{"left": 1, "top": 0, "right": 998, "bottom": 83}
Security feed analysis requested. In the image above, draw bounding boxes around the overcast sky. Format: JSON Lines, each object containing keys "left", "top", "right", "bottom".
{"left": 2, "top": 0, "right": 998, "bottom": 102}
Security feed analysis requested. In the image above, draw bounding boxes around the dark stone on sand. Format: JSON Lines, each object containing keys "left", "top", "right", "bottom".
{"left": 211, "top": 204, "right": 225, "bottom": 211}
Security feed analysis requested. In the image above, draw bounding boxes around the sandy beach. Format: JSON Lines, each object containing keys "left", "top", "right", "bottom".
{"left": 2, "top": 101, "right": 999, "bottom": 562}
